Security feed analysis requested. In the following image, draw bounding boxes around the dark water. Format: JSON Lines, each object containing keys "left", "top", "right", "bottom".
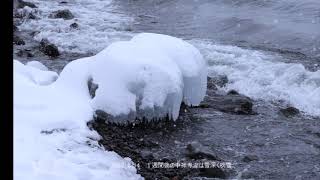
{"left": 111, "top": 0, "right": 320, "bottom": 179}
{"left": 118, "top": 0, "right": 320, "bottom": 70}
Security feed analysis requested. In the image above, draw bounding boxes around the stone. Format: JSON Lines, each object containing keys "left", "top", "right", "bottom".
{"left": 13, "top": 35, "right": 25, "bottom": 45}
{"left": 227, "top": 90, "right": 239, "bottom": 95}
{"left": 242, "top": 155, "right": 259, "bottom": 162}
{"left": 50, "top": 9, "right": 74, "bottom": 20}
{"left": 280, "top": 106, "right": 300, "bottom": 117}
{"left": 16, "top": 0, "right": 37, "bottom": 9}
{"left": 70, "top": 22, "right": 79, "bottom": 29}
{"left": 39, "top": 39, "right": 60, "bottom": 57}
{"left": 87, "top": 78, "right": 98, "bottom": 98}
{"left": 185, "top": 142, "right": 218, "bottom": 160}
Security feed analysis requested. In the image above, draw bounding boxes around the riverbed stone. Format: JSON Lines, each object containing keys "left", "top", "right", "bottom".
{"left": 280, "top": 106, "right": 300, "bottom": 117}
{"left": 39, "top": 39, "right": 60, "bottom": 57}
{"left": 50, "top": 9, "right": 74, "bottom": 20}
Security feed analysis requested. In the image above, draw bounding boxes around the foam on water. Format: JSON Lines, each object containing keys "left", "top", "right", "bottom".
{"left": 17, "top": 0, "right": 134, "bottom": 54}
{"left": 193, "top": 40, "right": 320, "bottom": 117}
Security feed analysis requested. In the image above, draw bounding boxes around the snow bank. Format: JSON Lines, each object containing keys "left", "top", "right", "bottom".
{"left": 194, "top": 41, "right": 320, "bottom": 117}
{"left": 14, "top": 33, "right": 206, "bottom": 179}
{"left": 14, "top": 60, "right": 142, "bottom": 180}
{"left": 26, "top": 61, "right": 49, "bottom": 71}
{"left": 14, "top": 60, "right": 58, "bottom": 85}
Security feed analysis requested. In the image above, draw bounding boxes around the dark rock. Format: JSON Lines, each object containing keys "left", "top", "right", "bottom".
{"left": 16, "top": 0, "right": 37, "bottom": 9}
{"left": 16, "top": 49, "right": 34, "bottom": 58}
{"left": 185, "top": 142, "right": 218, "bottom": 160}
{"left": 242, "top": 155, "right": 259, "bottom": 162}
{"left": 39, "top": 39, "right": 60, "bottom": 57}
{"left": 207, "top": 75, "right": 228, "bottom": 89}
{"left": 207, "top": 76, "right": 218, "bottom": 91}
{"left": 50, "top": 9, "right": 74, "bottom": 20}
{"left": 70, "top": 22, "right": 79, "bottom": 29}
{"left": 205, "top": 94, "right": 254, "bottom": 115}
{"left": 60, "top": 1, "right": 68, "bottom": 4}
{"left": 13, "top": 35, "right": 25, "bottom": 45}
{"left": 227, "top": 90, "right": 239, "bottom": 95}
{"left": 87, "top": 78, "right": 98, "bottom": 98}
{"left": 280, "top": 106, "right": 300, "bottom": 117}
{"left": 199, "top": 167, "right": 227, "bottom": 179}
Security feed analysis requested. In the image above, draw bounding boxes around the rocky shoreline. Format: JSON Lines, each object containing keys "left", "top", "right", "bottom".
{"left": 13, "top": 1, "right": 320, "bottom": 179}
{"left": 88, "top": 77, "right": 255, "bottom": 179}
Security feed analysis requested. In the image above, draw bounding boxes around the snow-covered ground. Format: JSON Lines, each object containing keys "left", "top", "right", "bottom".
{"left": 14, "top": 33, "right": 207, "bottom": 179}
{"left": 17, "top": 0, "right": 134, "bottom": 54}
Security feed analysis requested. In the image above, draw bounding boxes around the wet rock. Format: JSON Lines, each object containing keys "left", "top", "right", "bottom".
{"left": 242, "top": 155, "right": 259, "bottom": 162}
{"left": 280, "top": 106, "right": 300, "bottom": 117}
{"left": 15, "top": 0, "right": 37, "bottom": 9}
{"left": 205, "top": 94, "right": 254, "bottom": 115}
{"left": 16, "top": 49, "right": 34, "bottom": 58}
{"left": 70, "top": 22, "right": 79, "bottom": 29}
{"left": 87, "top": 78, "right": 98, "bottom": 98}
{"left": 207, "top": 75, "right": 228, "bottom": 89}
{"left": 207, "top": 76, "right": 218, "bottom": 91}
{"left": 13, "top": 35, "right": 25, "bottom": 45}
{"left": 227, "top": 90, "right": 239, "bottom": 95}
{"left": 39, "top": 39, "right": 60, "bottom": 57}
{"left": 185, "top": 142, "right": 218, "bottom": 160}
{"left": 199, "top": 167, "right": 227, "bottom": 179}
{"left": 50, "top": 9, "right": 74, "bottom": 20}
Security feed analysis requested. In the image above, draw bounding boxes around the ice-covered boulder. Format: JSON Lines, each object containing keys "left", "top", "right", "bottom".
{"left": 58, "top": 33, "right": 207, "bottom": 123}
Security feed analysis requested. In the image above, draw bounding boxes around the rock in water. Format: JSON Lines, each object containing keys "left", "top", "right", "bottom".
{"left": 242, "top": 155, "right": 259, "bottom": 162}
{"left": 15, "top": 0, "right": 37, "bottom": 9}
{"left": 280, "top": 106, "right": 300, "bottom": 117}
{"left": 70, "top": 22, "right": 79, "bottom": 29}
{"left": 227, "top": 90, "right": 239, "bottom": 95}
{"left": 39, "top": 39, "right": 60, "bottom": 57}
{"left": 50, "top": 9, "right": 74, "bottom": 20}
{"left": 13, "top": 35, "right": 25, "bottom": 45}
{"left": 185, "top": 142, "right": 219, "bottom": 160}
{"left": 202, "top": 93, "right": 254, "bottom": 115}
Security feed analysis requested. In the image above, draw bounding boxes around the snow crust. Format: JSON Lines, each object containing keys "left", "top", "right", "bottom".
{"left": 194, "top": 41, "right": 320, "bottom": 117}
{"left": 14, "top": 33, "right": 207, "bottom": 179}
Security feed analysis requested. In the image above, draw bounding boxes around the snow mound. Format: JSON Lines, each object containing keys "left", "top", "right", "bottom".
{"left": 14, "top": 60, "right": 58, "bottom": 85}
{"left": 88, "top": 33, "right": 207, "bottom": 122}
{"left": 14, "top": 60, "right": 142, "bottom": 180}
{"left": 26, "top": 61, "right": 49, "bottom": 71}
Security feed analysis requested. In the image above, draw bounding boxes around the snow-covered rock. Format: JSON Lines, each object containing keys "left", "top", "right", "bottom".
{"left": 59, "top": 33, "right": 207, "bottom": 122}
